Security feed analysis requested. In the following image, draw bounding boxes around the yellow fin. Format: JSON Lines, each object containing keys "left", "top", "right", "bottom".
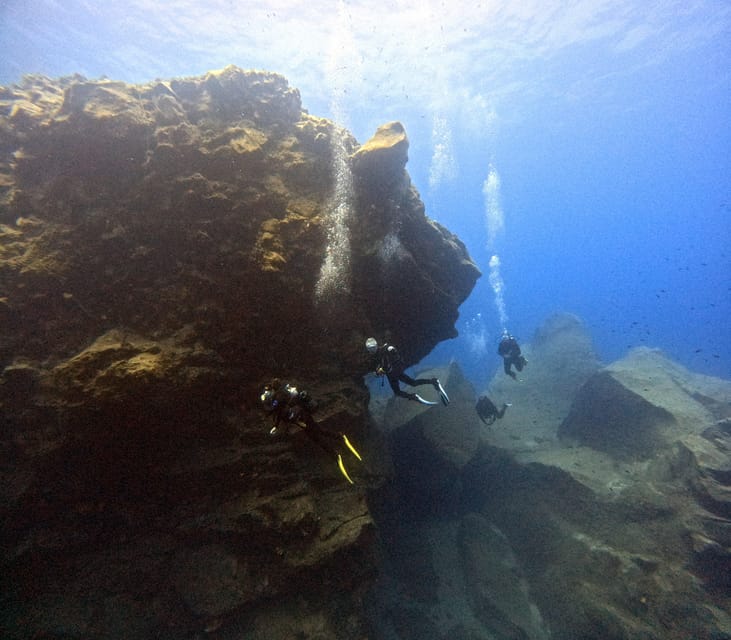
{"left": 343, "top": 434, "right": 362, "bottom": 461}
{"left": 337, "top": 454, "right": 354, "bottom": 484}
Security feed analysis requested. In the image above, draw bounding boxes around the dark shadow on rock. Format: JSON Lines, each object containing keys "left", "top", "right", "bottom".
{"left": 558, "top": 370, "right": 676, "bottom": 460}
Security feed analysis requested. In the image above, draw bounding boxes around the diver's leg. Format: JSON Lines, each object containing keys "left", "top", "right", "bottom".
{"left": 304, "top": 427, "right": 355, "bottom": 484}
{"left": 303, "top": 424, "right": 336, "bottom": 456}
{"left": 398, "top": 372, "right": 421, "bottom": 387}
{"left": 397, "top": 373, "right": 443, "bottom": 405}
{"left": 389, "top": 375, "right": 413, "bottom": 399}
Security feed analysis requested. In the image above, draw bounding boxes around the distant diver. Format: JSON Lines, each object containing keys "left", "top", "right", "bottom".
{"left": 475, "top": 395, "right": 510, "bottom": 425}
{"left": 498, "top": 330, "right": 527, "bottom": 380}
{"left": 260, "top": 380, "right": 362, "bottom": 484}
{"left": 365, "top": 337, "right": 449, "bottom": 406}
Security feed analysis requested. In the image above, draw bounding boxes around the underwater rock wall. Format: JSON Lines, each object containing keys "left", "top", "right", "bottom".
{"left": 0, "top": 66, "right": 479, "bottom": 639}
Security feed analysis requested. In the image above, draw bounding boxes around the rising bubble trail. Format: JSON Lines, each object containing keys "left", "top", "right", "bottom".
{"left": 483, "top": 163, "right": 504, "bottom": 248}
{"left": 488, "top": 254, "right": 508, "bottom": 330}
{"left": 315, "top": 128, "right": 353, "bottom": 302}
{"left": 315, "top": 0, "right": 357, "bottom": 303}
{"left": 483, "top": 163, "right": 509, "bottom": 330}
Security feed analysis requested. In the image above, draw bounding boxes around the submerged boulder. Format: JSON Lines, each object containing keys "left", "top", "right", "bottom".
{"left": 459, "top": 513, "right": 549, "bottom": 640}
{"left": 558, "top": 369, "right": 677, "bottom": 459}
{"left": 559, "top": 347, "right": 726, "bottom": 459}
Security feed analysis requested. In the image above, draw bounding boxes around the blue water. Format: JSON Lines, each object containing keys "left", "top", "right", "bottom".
{"left": 2, "top": 0, "right": 729, "bottom": 385}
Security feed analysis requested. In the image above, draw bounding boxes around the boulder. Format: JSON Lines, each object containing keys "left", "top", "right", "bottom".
{"left": 459, "top": 513, "right": 549, "bottom": 640}
{"left": 558, "top": 369, "right": 677, "bottom": 459}
{"left": 559, "top": 347, "right": 728, "bottom": 460}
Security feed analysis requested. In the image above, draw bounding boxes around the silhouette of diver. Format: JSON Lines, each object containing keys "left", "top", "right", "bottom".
{"left": 475, "top": 395, "right": 510, "bottom": 425}
{"left": 498, "top": 331, "right": 527, "bottom": 380}
{"left": 260, "top": 380, "right": 362, "bottom": 484}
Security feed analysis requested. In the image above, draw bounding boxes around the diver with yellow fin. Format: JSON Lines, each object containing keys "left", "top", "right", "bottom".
{"left": 260, "top": 380, "right": 363, "bottom": 484}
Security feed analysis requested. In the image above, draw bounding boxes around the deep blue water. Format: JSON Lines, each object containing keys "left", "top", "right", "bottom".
{"left": 2, "top": 0, "right": 729, "bottom": 386}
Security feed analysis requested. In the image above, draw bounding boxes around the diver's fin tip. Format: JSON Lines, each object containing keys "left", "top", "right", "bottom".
{"left": 435, "top": 380, "right": 450, "bottom": 406}
{"left": 343, "top": 434, "right": 363, "bottom": 461}
{"left": 414, "top": 394, "right": 438, "bottom": 406}
{"left": 337, "top": 454, "right": 354, "bottom": 484}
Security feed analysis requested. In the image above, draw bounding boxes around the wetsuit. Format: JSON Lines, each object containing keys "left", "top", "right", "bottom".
{"left": 375, "top": 343, "right": 437, "bottom": 400}
{"left": 263, "top": 383, "right": 362, "bottom": 483}
{"left": 267, "top": 385, "right": 340, "bottom": 455}
{"left": 498, "top": 335, "right": 527, "bottom": 379}
{"left": 476, "top": 396, "right": 508, "bottom": 425}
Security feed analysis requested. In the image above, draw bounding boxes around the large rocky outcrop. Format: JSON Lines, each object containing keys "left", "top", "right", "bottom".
{"left": 558, "top": 347, "right": 724, "bottom": 459}
{"left": 0, "top": 67, "right": 479, "bottom": 639}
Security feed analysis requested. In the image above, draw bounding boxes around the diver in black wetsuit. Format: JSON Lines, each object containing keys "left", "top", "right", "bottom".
{"left": 497, "top": 331, "right": 527, "bottom": 380}
{"left": 365, "top": 337, "right": 449, "bottom": 406}
{"left": 475, "top": 395, "right": 510, "bottom": 425}
{"left": 260, "top": 380, "right": 362, "bottom": 484}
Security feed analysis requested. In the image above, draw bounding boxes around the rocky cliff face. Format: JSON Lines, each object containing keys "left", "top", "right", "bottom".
{"left": 0, "top": 67, "right": 479, "bottom": 639}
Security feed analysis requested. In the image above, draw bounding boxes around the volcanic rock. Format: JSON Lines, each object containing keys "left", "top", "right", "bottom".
{"left": 385, "top": 362, "right": 481, "bottom": 510}
{"left": 369, "top": 316, "right": 731, "bottom": 640}
{"left": 559, "top": 347, "right": 727, "bottom": 459}
{"left": 459, "top": 513, "right": 549, "bottom": 640}
{"left": 351, "top": 120, "right": 409, "bottom": 190}
{"left": 467, "top": 345, "right": 731, "bottom": 639}
{"left": 0, "top": 66, "right": 479, "bottom": 639}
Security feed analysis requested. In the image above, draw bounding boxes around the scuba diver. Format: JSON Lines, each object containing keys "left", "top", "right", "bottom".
{"left": 365, "top": 337, "right": 449, "bottom": 406}
{"left": 497, "top": 330, "right": 527, "bottom": 380}
{"left": 475, "top": 395, "right": 511, "bottom": 425}
{"left": 259, "top": 380, "right": 363, "bottom": 484}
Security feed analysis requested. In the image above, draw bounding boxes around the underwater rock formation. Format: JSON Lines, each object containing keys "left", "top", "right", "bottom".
{"left": 368, "top": 316, "right": 731, "bottom": 640}
{"left": 0, "top": 67, "right": 478, "bottom": 639}
{"left": 382, "top": 362, "right": 482, "bottom": 511}
{"left": 472, "top": 347, "right": 731, "bottom": 640}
